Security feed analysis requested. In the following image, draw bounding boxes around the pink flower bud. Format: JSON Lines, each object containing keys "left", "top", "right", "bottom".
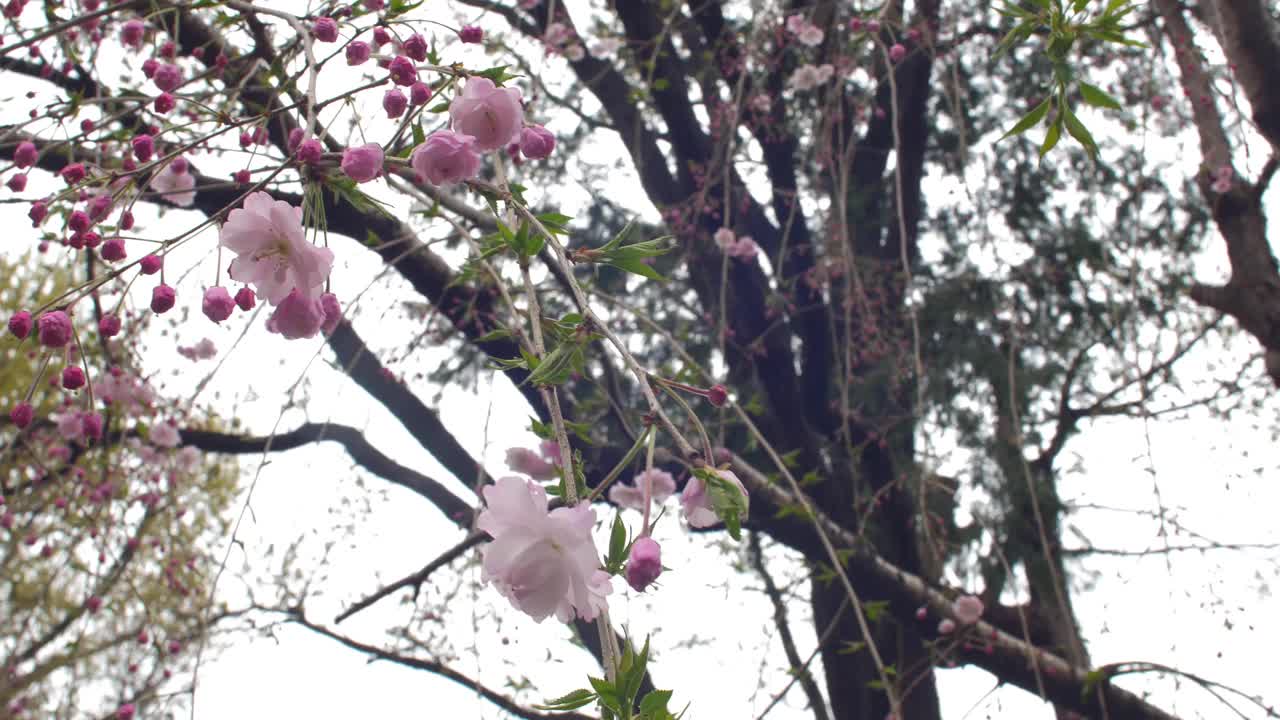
{"left": 153, "top": 92, "right": 176, "bottom": 114}
{"left": 29, "top": 201, "right": 47, "bottom": 225}
{"left": 98, "top": 313, "right": 121, "bottom": 337}
{"left": 7, "top": 173, "right": 26, "bottom": 192}
{"left": 889, "top": 43, "right": 906, "bottom": 63}
{"left": 341, "top": 143, "right": 383, "bottom": 183}
{"left": 85, "top": 596, "right": 102, "bottom": 613}
{"left": 409, "top": 81, "right": 432, "bottom": 105}
{"left": 235, "top": 286, "right": 256, "bottom": 311}
{"left": 320, "top": 292, "right": 341, "bottom": 334}
{"left": 345, "top": 40, "right": 371, "bottom": 65}
{"left": 152, "top": 62, "right": 182, "bottom": 92}
{"left": 117, "top": 704, "right": 135, "bottom": 720}
{"left": 297, "top": 138, "right": 323, "bottom": 164}
{"left": 625, "top": 537, "right": 662, "bottom": 591}
{"left": 233, "top": 169, "right": 251, "bottom": 184}
{"left": 37, "top": 310, "right": 72, "bottom": 347}
{"left": 14, "top": 140, "right": 37, "bottom": 168}
{"left": 202, "top": 286, "right": 235, "bottom": 323}
{"left": 61, "top": 366, "right": 85, "bottom": 390}
{"left": 68, "top": 210, "right": 91, "bottom": 232}
{"left": 287, "top": 127, "right": 305, "bottom": 153}
{"left": 61, "top": 163, "right": 86, "bottom": 185}
{"left": 402, "top": 33, "right": 427, "bottom": 61}
{"left": 82, "top": 412, "right": 104, "bottom": 440}
{"left": 87, "top": 194, "right": 113, "bottom": 221}
{"left": 312, "top": 17, "right": 338, "bottom": 42}
{"left": 139, "top": 254, "right": 162, "bottom": 274}
{"left": 519, "top": 125, "right": 556, "bottom": 159}
{"left": 388, "top": 55, "right": 416, "bottom": 86}
{"left": 9, "top": 402, "right": 33, "bottom": 428}
{"left": 8, "top": 311, "right": 32, "bottom": 338}
{"left": 120, "top": 19, "right": 145, "bottom": 48}
{"left": 459, "top": 25, "right": 483, "bottom": 43}
{"left": 383, "top": 88, "right": 408, "bottom": 118}
{"left": 938, "top": 618, "right": 956, "bottom": 634}
{"left": 373, "top": 26, "right": 391, "bottom": 46}
{"left": 141, "top": 57, "right": 159, "bottom": 78}
{"left": 119, "top": 210, "right": 135, "bottom": 230}
{"left": 150, "top": 284, "right": 176, "bottom": 314}
{"left": 707, "top": 384, "right": 728, "bottom": 407}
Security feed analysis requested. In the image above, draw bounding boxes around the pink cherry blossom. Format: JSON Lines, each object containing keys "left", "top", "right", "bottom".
{"left": 519, "top": 125, "right": 556, "bottom": 159}
{"left": 341, "top": 143, "right": 383, "bottom": 183}
{"left": 149, "top": 421, "right": 180, "bottom": 448}
{"left": 680, "top": 468, "right": 748, "bottom": 528}
{"left": 449, "top": 77, "right": 524, "bottom": 151}
{"left": 506, "top": 447, "right": 558, "bottom": 480}
{"left": 150, "top": 159, "right": 196, "bottom": 206}
{"left": 267, "top": 288, "right": 327, "bottom": 339}
{"left": 219, "top": 192, "right": 334, "bottom": 305}
{"left": 177, "top": 338, "right": 217, "bottom": 361}
{"left": 953, "top": 595, "right": 984, "bottom": 625}
{"left": 477, "top": 477, "right": 611, "bottom": 622}
{"left": 411, "top": 130, "right": 481, "bottom": 185}
{"left": 202, "top": 286, "right": 235, "bottom": 323}
{"left": 608, "top": 468, "right": 676, "bottom": 510}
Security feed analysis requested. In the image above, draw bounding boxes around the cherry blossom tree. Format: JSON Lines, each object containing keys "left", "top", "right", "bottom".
{"left": 1, "top": 1, "right": 1279, "bottom": 719}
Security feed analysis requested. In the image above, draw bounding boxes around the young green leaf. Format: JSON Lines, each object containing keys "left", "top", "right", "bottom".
{"left": 1061, "top": 104, "right": 1098, "bottom": 158}
{"left": 1079, "top": 81, "right": 1122, "bottom": 111}
{"left": 1000, "top": 96, "right": 1052, "bottom": 140}
{"left": 536, "top": 688, "right": 598, "bottom": 711}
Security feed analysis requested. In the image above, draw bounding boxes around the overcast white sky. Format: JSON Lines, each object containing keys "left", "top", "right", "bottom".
{"left": 3, "top": 1, "right": 1279, "bottom": 718}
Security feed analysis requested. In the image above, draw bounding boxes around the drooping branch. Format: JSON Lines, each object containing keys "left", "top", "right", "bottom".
{"left": 180, "top": 421, "right": 473, "bottom": 525}
{"left": 284, "top": 608, "right": 598, "bottom": 720}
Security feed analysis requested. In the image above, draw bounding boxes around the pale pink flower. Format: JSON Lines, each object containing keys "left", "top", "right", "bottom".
{"left": 506, "top": 447, "right": 558, "bottom": 480}
{"left": 177, "top": 338, "right": 217, "bottom": 361}
{"left": 267, "top": 288, "right": 326, "bottom": 340}
{"left": 219, "top": 192, "right": 334, "bottom": 305}
{"left": 728, "top": 235, "right": 759, "bottom": 261}
{"left": 411, "top": 130, "right": 481, "bottom": 185}
{"left": 589, "top": 37, "right": 622, "bottom": 58}
{"left": 680, "top": 468, "right": 748, "bottom": 528}
{"left": 54, "top": 410, "right": 84, "bottom": 441}
{"left": 449, "top": 77, "right": 524, "bottom": 151}
{"left": 477, "top": 477, "right": 612, "bottom": 622}
{"left": 713, "top": 227, "right": 736, "bottom": 250}
{"left": 953, "top": 595, "right": 984, "bottom": 625}
{"left": 608, "top": 468, "right": 677, "bottom": 510}
{"left": 175, "top": 446, "right": 201, "bottom": 473}
{"left": 937, "top": 618, "right": 956, "bottom": 635}
{"left": 341, "top": 143, "right": 384, "bottom": 183}
{"left": 149, "top": 421, "right": 180, "bottom": 448}
{"left": 797, "top": 24, "right": 824, "bottom": 47}
{"left": 785, "top": 14, "right": 807, "bottom": 35}
{"left": 150, "top": 159, "right": 196, "bottom": 206}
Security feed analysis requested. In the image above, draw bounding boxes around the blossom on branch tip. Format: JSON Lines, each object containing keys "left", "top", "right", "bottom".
{"left": 411, "top": 130, "right": 480, "bottom": 186}
{"left": 267, "top": 288, "right": 327, "bottom": 340}
{"left": 14, "top": 141, "right": 36, "bottom": 168}
{"left": 459, "top": 25, "right": 483, "bottom": 43}
{"left": 150, "top": 159, "right": 195, "bottom": 206}
{"left": 342, "top": 143, "right": 383, "bottom": 183}
{"left": 449, "top": 77, "right": 523, "bottom": 151}
{"left": 312, "top": 17, "right": 338, "bottom": 43}
{"left": 519, "top": 125, "right": 556, "bottom": 159}
{"left": 219, "top": 192, "right": 333, "bottom": 305}
{"left": 37, "top": 310, "right": 72, "bottom": 347}
{"left": 608, "top": 468, "right": 677, "bottom": 510}
{"left": 953, "top": 595, "right": 984, "bottom": 625}
{"left": 346, "top": 40, "right": 371, "bottom": 65}
{"left": 506, "top": 447, "right": 558, "bottom": 480}
{"left": 680, "top": 468, "right": 748, "bottom": 529}
{"left": 477, "top": 476, "right": 612, "bottom": 622}
{"left": 202, "top": 287, "right": 235, "bottom": 323}
{"left": 383, "top": 88, "right": 408, "bottom": 119}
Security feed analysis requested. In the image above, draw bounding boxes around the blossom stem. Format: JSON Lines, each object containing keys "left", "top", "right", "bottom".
{"left": 641, "top": 427, "right": 656, "bottom": 536}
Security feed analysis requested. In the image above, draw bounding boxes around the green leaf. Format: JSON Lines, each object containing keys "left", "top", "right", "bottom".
{"left": 863, "top": 600, "right": 890, "bottom": 623}
{"left": 588, "top": 676, "right": 622, "bottom": 714}
{"left": 386, "top": 0, "right": 423, "bottom": 18}
{"left": 1061, "top": 104, "right": 1098, "bottom": 158}
{"left": 1079, "top": 81, "right": 1122, "bottom": 111}
{"left": 1039, "top": 116, "right": 1063, "bottom": 158}
{"left": 606, "top": 513, "right": 628, "bottom": 571}
{"left": 638, "top": 689, "right": 674, "bottom": 718}
{"left": 524, "top": 343, "right": 582, "bottom": 387}
{"left": 1000, "top": 96, "right": 1052, "bottom": 140}
{"left": 412, "top": 122, "right": 426, "bottom": 146}
{"left": 536, "top": 688, "right": 598, "bottom": 711}
{"left": 475, "top": 65, "right": 519, "bottom": 85}
{"left": 695, "top": 468, "right": 749, "bottom": 541}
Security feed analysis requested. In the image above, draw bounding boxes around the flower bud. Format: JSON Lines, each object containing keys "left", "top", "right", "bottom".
{"left": 61, "top": 365, "right": 86, "bottom": 390}
{"left": 101, "top": 237, "right": 126, "bottom": 261}
{"left": 139, "top": 254, "right": 163, "bottom": 274}
{"left": 707, "top": 383, "right": 728, "bottom": 407}
{"left": 98, "top": 313, "right": 121, "bottom": 337}
{"left": 388, "top": 55, "right": 416, "bottom": 86}
{"left": 202, "top": 286, "right": 235, "bottom": 323}
{"left": 383, "top": 88, "right": 408, "bottom": 118}
{"left": 312, "top": 17, "right": 338, "bottom": 42}
{"left": 14, "top": 140, "right": 37, "bottom": 168}
{"left": 519, "top": 125, "right": 556, "bottom": 160}
{"left": 459, "top": 25, "right": 483, "bottom": 44}
{"left": 37, "top": 310, "right": 72, "bottom": 347}
{"left": 7, "top": 173, "right": 26, "bottom": 192}
{"left": 346, "top": 40, "right": 371, "bottom": 65}
{"left": 8, "top": 311, "right": 32, "bottom": 339}
{"left": 150, "top": 284, "right": 176, "bottom": 314}
{"left": 9, "top": 402, "right": 34, "bottom": 429}
{"left": 625, "top": 537, "right": 662, "bottom": 592}
{"left": 235, "top": 286, "right": 256, "bottom": 311}
{"left": 341, "top": 143, "right": 383, "bottom": 183}
{"left": 409, "top": 81, "right": 432, "bottom": 106}
{"left": 402, "top": 33, "right": 427, "bottom": 61}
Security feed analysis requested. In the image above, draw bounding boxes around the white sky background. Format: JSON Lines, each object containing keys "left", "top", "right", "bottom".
{"left": 2, "top": 1, "right": 1279, "bottom": 718}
